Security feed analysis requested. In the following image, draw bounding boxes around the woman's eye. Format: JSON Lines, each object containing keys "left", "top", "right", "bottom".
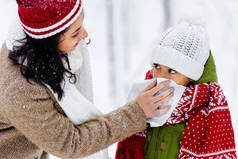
{"left": 153, "top": 64, "right": 160, "bottom": 69}
{"left": 169, "top": 69, "right": 177, "bottom": 74}
{"left": 72, "top": 33, "right": 79, "bottom": 38}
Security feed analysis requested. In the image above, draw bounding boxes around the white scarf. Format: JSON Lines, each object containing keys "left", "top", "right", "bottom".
{"left": 6, "top": 16, "right": 109, "bottom": 159}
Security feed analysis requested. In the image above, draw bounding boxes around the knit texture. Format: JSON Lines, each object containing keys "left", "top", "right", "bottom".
{"left": 168, "top": 83, "right": 236, "bottom": 158}
{"left": 151, "top": 20, "right": 210, "bottom": 80}
{"left": 17, "top": 0, "right": 83, "bottom": 39}
{"left": 0, "top": 43, "right": 147, "bottom": 159}
{"left": 116, "top": 76, "right": 237, "bottom": 158}
{"left": 46, "top": 40, "right": 109, "bottom": 159}
{"left": 116, "top": 54, "right": 236, "bottom": 158}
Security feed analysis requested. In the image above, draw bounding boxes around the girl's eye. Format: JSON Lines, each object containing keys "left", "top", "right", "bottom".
{"left": 169, "top": 69, "right": 177, "bottom": 74}
{"left": 153, "top": 63, "right": 160, "bottom": 69}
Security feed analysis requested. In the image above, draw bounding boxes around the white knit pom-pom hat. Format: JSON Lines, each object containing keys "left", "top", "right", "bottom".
{"left": 151, "top": 19, "right": 210, "bottom": 81}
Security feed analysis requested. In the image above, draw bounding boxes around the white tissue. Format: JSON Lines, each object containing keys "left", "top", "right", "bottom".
{"left": 126, "top": 78, "right": 186, "bottom": 127}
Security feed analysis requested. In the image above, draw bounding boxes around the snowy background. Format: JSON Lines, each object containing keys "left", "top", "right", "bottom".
{"left": 0, "top": 0, "right": 237, "bottom": 158}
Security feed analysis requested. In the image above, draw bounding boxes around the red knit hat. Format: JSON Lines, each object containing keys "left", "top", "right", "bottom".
{"left": 16, "top": 0, "right": 83, "bottom": 39}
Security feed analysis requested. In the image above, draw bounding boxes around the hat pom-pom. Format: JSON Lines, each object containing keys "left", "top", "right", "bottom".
{"left": 179, "top": 17, "right": 207, "bottom": 28}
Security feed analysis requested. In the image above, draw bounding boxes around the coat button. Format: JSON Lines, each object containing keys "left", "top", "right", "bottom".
{"left": 160, "top": 142, "right": 165, "bottom": 150}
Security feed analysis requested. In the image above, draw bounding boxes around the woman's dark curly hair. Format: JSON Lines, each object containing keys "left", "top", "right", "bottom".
{"left": 8, "top": 30, "right": 75, "bottom": 100}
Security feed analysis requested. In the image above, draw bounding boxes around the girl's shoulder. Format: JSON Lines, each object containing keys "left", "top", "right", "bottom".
{"left": 187, "top": 82, "right": 221, "bottom": 91}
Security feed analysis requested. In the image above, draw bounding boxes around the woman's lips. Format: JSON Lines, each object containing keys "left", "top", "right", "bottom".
{"left": 74, "top": 42, "right": 79, "bottom": 47}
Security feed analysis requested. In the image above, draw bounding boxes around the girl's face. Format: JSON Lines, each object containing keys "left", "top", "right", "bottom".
{"left": 58, "top": 12, "right": 88, "bottom": 53}
{"left": 152, "top": 63, "right": 191, "bottom": 86}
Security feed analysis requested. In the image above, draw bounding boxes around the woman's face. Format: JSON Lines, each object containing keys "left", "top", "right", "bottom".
{"left": 58, "top": 12, "right": 88, "bottom": 53}
{"left": 152, "top": 63, "right": 191, "bottom": 86}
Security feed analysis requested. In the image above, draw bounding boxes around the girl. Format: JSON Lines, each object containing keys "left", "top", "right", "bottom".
{"left": 0, "top": 0, "right": 173, "bottom": 159}
{"left": 116, "top": 20, "right": 237, "bottom": 159}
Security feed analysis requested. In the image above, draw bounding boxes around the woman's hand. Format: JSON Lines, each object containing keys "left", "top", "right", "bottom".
{"left": 136, "top": 80, "right": 173, "bottom": 118}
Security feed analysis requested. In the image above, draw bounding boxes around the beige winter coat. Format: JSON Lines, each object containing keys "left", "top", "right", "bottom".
{"left": 0, "top": 43, "right": 147, "bottom": 159}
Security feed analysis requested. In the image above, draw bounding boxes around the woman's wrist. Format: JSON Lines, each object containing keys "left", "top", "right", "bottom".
{"left": 125, "top": 100, "right": 147, "bottom": 129}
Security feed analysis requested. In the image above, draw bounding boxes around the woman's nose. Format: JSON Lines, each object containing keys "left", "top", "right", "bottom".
{"left": 81, "top": 27, "right": 88, "bottom": 39}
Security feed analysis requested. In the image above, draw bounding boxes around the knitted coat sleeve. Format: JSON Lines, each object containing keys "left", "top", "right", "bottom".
{"left": 115, "top": 69, "right": 153, "bottom": 159}
{"left": 2, "top": 78, "right": 147, "bottom": 159}
{"left": 0, "top": 44, "right": 147, "bottom": 159}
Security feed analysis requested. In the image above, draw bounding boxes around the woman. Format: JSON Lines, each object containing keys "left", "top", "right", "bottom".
{"left": 0, "top": 0, "right": 173, "bottom": 159}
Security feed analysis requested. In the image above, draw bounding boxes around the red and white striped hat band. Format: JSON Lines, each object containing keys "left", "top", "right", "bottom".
{"left": 17, "top": 0, "right": 83, "bottom": 39}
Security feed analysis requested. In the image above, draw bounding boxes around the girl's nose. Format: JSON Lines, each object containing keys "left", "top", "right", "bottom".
{"left": 153, "top": 69, "right": 170, "bottom": 79}
{"left": 159, "top": 73, "right": 168, "bottom": 79}
{"left": 160, "top": 72, "right": 172, "bottom": 80}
